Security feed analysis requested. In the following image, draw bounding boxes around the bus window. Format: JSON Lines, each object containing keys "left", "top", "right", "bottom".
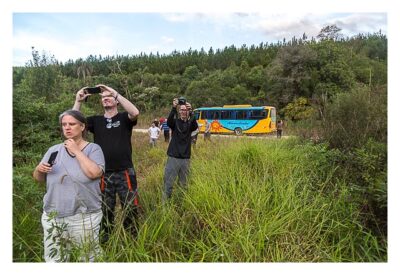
{"left": 236, "top": 110, "right": 248, "bottom": 119}
{"left": 220, "top": 110, "right": 232, "bottom": 120}
{"left": 270, "top": 108, "right": 276, "bottom": 122}
{"left": 250, "top": 110, "right": 268, "bottom": 119}
{"left": 194, "top": 110, "right": 200, "bottom": 120}
{"left": 212, "top": 111, "right": 220, "bottom": 119}
{"left": 205, "top": 111, "right": 220, "bottom": 120}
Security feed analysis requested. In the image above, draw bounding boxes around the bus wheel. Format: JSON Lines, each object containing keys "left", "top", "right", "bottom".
{"left": 234, "top": 127, "right": 243, "bottom": 136}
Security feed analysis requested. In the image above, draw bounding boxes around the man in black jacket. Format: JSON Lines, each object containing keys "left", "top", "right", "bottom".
{"left": 163, "top": 98, "right": 198, "bottom": 200}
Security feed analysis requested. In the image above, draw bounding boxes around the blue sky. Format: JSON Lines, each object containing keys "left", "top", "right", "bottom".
{"left": 13, "top": 12, "right": 387, "bottom": 66}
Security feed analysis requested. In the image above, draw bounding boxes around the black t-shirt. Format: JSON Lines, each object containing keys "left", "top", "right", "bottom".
{"left": 167, "top": 108, "right": 198, "bottom": 159}
{"left": 87, "top": 112, "right": 137, "bottom": 171}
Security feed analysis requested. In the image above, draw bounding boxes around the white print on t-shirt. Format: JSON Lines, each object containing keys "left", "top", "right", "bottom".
{"left": 106, "top": 118, "right": 121, "bottom": 129}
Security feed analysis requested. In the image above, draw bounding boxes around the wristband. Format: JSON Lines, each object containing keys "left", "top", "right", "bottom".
{"left": 115, "top": 94, "right": 119, "bottom": 100}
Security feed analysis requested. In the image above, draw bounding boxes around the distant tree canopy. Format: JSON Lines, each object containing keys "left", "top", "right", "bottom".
{"left": 13, "top": 26, "right": 387, "bottom": 154}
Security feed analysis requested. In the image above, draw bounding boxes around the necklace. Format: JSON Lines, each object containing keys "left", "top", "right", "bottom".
{"left": 65, "top": 141, "right": 89, "bottom": 157}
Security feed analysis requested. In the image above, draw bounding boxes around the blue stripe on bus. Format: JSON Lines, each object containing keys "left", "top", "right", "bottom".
{"left": 219, "top": 120, "right": 258, "bottom": 131}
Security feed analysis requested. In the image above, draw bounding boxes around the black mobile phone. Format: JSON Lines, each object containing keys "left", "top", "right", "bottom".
{"left": 85, "top": 87, "right": 102, "bottom": 94}
{"left": 47, "top": 151, "right": 58, "bottom": 167}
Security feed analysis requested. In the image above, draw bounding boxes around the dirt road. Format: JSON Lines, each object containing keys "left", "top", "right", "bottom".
{"left": 132, "top": 129, "right": 288, "bottom": 139}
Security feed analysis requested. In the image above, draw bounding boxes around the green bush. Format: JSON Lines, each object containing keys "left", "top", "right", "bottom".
{"left": 320, "top": 84, "right": 387, "bottom": 150}
{"left": 310, "top": 84, "right": 388, "bottom": 236}
{"left": 345, "top": 139, "right": 387, "bottom": 234}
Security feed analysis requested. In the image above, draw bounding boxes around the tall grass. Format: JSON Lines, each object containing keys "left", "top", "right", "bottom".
{"left": 13, "top": 165, "right": 44, "bottom": 262}
{"left": 13, "top": 134, "right": 386, "bottom": 262}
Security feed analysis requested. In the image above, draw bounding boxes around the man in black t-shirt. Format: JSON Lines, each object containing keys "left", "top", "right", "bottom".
{"left": 163, "top": 98, "right": 198, "bottom": 200}
{"left": 73, "top": 84, "right": 140, "bottom": 243}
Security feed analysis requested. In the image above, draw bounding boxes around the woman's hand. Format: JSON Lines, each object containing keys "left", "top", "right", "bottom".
{"left": 64, "top": 139, "right": 80, "bottom": 155}
{"left": 33, "top": 162, "right": 52, "bottom": 182}
{"left": 37, "top": 162, "right": 52, "bottom": 174}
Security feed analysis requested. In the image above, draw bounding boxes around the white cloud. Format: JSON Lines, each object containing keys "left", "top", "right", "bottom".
{"left": 13, "top": 30, "right": 72, "bottom": 64}
{"left": 161, "top": 12, "right": 386, "bottom": 42}
{"left": 13, "top": 25, "right": 124, "bottom": 64}
{"left": 161, "top": 35, "right": 175, "bottom": 44}
{"left": 162, "top": 13, "right": 205, "bottom": 22}
{"left": 252, "top": 14, "right": 321, "bottom": 40}
{"left": 244, "top": 13, "right": 386, "bottom": 41}
{"left": 330, "top": 13, "right": 387, "bottom": 35}
{"left": 12, "top": 12, "right": 387, "bottom": 66}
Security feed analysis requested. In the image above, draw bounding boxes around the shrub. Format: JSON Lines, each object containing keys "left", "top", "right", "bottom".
{"left": 346, "top": 139, "right": 387, "bottom": 234}
{"left": 320, "top": 84, "right": 387, "bottom": 150}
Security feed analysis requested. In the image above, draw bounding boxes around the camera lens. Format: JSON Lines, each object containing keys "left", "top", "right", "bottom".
{"left": 178, "top": 96, "right": 186, "bottom": 105}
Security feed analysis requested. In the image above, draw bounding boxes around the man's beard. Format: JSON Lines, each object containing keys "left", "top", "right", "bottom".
{"left": 104, "top": 105, "right": 113, "bottom": 111}
{"left": 179, "top": 114, "right": 188, "bottom": 121}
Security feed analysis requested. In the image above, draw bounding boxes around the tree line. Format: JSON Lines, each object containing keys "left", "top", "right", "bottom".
{"left": 13, "top": 25, "right": 386, "bottom": 115}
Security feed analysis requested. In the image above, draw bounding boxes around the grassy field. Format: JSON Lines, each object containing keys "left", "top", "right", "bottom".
{"left": 13, "top": 132, "right": 386, "bottom": 262}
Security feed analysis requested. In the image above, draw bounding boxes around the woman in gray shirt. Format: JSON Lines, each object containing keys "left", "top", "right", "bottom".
{"left": 33, "top": 110, "right": 105, "bottom": 262}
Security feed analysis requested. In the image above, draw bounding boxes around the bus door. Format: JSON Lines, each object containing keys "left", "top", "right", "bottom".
{"left": 270, "top": 108, "right": 277, "bottom": 131}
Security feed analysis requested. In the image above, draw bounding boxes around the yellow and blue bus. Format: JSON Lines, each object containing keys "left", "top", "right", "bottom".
{"left": 194, "top": 105, "right": 277, "bottom": 135}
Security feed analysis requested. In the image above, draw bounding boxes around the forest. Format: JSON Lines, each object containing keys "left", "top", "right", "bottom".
{"left": 13, "top": 25, "right": 387, "bottom": 262}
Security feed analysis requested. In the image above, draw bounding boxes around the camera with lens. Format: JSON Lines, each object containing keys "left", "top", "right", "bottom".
{"left": 178, "top": 96, "right": 186, "bottom": 105}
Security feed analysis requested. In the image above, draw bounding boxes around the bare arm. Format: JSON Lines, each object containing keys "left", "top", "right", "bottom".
{"left": 72, "top": 87, "right": 90, "bottom": 111}
{"left": 167, "top": 98, "right": 178, "bottom": 129}
{"left": 64, "top": 139, "right": 103, "bottom": 179}
{"left": 33, "top": 162, "right": 52, "bottom": 183}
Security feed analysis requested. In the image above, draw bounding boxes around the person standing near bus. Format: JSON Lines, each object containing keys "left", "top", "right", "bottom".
{"left": 163, "top": 98, "right": 198, "bottom": 200}
{"left": 73, "top": 84, "right": 140, "bottom": 243}
{"left": 204, "top": 119, "right": 211, "bottom": 141}
{"left": 148, "top": 122, "right": 161, "bottom": 147}
{"left": 160, "top": 117, "right": 171, "bottom": 142}
{"left": 277, "top": 120, "right": 283, "bottom": 138}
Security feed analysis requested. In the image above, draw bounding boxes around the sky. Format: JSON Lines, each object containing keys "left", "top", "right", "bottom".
{"left": 13, "top": 12, "right": 387, "bottom": 66}
{"left": 2, "top": 0, "right": 400, "bottom": 275}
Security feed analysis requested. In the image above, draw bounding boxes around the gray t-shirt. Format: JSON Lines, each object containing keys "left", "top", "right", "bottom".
{"left": 41, "top": 143, "right": 105, "bottom": 218}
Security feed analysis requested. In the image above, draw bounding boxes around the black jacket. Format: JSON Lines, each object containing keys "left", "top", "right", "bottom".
{"left": 166, "top": 108, "right": 198, "bottom": 159}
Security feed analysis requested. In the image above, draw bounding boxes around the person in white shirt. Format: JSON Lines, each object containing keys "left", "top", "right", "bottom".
{"left": 148, "top": 122, "right": 161, "bottom": 147}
